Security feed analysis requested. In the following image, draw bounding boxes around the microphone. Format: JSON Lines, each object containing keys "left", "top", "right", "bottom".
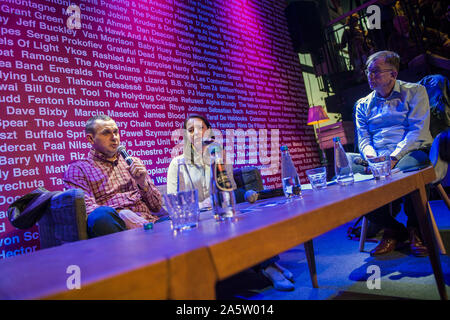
{"left": 244, "top": 190, "right": 258, "bottom": 203}
{"left": 117, "top": 145, "right": 133, "bottom": 165}
{"left": 353, "top": 157, "right": 369, "bottom": 167}
{"left": 202, "top": 136, "right": 216, "bottom": 147}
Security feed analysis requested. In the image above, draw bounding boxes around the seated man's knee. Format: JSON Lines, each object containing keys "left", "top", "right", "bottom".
{"left": 395, "top": 150, "right": 430, "bottom": 171}
{"left": 87, "top": 206, "right": 126, "bottom": 238}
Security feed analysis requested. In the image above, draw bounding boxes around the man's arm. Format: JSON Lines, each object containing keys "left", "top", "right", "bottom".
{"left": 390, "top": 85, "right": 431, "bottom": 160}
{"left": 63, "top": 164, "right": 100, "bottom": 215}
{"left": 355, "top": 98, "right": 377, "bottom": 159}
{"left": 129, "top": 158, "right": 163, "bottom": 213}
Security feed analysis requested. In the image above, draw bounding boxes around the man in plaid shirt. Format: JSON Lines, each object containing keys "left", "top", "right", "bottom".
{"left": 63, "top": 115, "right": 163, "bottom": 238}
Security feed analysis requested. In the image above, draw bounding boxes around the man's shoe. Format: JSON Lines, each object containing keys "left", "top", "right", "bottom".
{"left": 370, "top": 238, "right": 398, "bottom": 256}
{"left": 261, "top": 267, "right": 295, "bottom": 291}
{"left": 409, "top": 227, "right": 428, "bottom": 257}
{"left": 370, "top": 229, "right": 406, "bottom": 256}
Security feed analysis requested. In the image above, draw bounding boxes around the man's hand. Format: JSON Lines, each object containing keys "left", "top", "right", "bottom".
{"left": 364, "top": 154, "right": 374, "bottom": 174}
{"left": 390, "top": 156, "right": 399, "bottom": 169}
{"left": 128, "top": 157, "right": 149, "bottom": 190}
{"left": 390, "top": 160, "right": 398, "bottom": 169}
{"left": 118, "top": 209, "right": 148, "bottom": 229}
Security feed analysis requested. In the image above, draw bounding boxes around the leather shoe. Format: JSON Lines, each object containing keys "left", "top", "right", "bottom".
{"left": 370, "top": 229, "right": 407, "bottom": 256}
{"left": 408, "top": 227, "right": 428, "bottom": 257}
{"left": 261, "top": 267, "right": 295, "bottom": 291}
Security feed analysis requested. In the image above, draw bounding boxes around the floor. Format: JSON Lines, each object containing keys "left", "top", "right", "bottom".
{"left": 216, "top": 199, "right": 450, "bottom": 300}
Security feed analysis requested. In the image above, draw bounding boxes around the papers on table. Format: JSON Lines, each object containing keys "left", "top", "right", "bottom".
{"left": 302, "top": 173, "right": 375, "bottom": 190}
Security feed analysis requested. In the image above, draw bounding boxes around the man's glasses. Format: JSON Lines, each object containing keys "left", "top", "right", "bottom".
{"left": 365, "top": 69, "right": 393, "bottom": 77}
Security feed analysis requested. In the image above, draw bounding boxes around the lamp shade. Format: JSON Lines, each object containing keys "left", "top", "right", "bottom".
{"left": 307, "top": 105, "right": 329, "bottom": 125}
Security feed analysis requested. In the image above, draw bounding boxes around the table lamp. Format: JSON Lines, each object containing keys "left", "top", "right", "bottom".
{"left": 307, "top": 105, "right": 329, "bottom": 164}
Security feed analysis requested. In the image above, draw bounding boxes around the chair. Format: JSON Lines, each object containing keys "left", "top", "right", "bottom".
{"left": 37, "top": 186, "right": 168, "bottom": 249}
{"left": 38, "top": 188, "right": 88, "bottom": 249}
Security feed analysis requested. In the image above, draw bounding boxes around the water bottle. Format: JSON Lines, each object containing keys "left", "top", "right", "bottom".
{"left": 333, "top": 137, "right": 354, "bottom": 186}
{"left": 208, "top": 145, "right": 236, "bottom": 220}
{"left": 280, "top": 145, "right": 302, "bottom": 199}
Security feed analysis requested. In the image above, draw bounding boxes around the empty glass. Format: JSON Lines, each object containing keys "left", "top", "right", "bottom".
{"left": 367, "top": 155, "right": 391, "bottom": 180}
{"left": 163, "top": 189, "right": 199, "bottom": 231}
{"left": 306, "top": 166, "right": 327, "bottom": 190}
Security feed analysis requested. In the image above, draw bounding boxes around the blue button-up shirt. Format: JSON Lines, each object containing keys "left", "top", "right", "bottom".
{"left": 355, "top": 80, "right": 433, "bottom": 160}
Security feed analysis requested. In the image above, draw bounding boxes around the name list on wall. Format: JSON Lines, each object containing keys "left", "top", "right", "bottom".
{"left": 0, "top": 0, "right": 320, "bottom": 258}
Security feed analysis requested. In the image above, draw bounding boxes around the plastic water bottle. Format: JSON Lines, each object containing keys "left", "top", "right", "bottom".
{"left": 280, "top": 146, "right": 302, "bottom": 199}
{"left": 333, "top": 137, "right": 354, "bottom": 186}
{"left": 208, "top": 145, "right": 236, "bottom": 220}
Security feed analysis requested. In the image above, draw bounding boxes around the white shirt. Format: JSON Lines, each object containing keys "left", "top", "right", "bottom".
{"left": 167, "top": 154, "right": 211, "bottom": 203}
{"left": 355, "top": 80, "right": 433, "bottom": 159}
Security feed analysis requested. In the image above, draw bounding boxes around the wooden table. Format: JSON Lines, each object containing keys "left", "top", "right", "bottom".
{"left": 0, "top": 166, "right": 446, "bottom": 300}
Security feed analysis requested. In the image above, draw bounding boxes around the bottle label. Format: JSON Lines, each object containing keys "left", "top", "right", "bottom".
{"left": 215, "top": 162, "right": 233, "bottom": 191}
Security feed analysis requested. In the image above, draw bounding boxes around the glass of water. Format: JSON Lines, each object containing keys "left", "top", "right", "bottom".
{"left": 367, "top": 155, "right": 391, "bottom": 180}
{"left": 306, "top": 166, "right": 327, "bottom": 190}
{"left": 163, "top": 189, "right": 199, "bottom": 231}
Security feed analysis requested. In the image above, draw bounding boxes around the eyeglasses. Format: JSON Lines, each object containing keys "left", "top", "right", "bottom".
{"left": 365, "top": 69, "right": 393, "bottom": 77}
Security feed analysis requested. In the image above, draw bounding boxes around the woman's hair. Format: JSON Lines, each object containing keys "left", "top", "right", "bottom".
{"left": 183, "top": 114, "right": 212, "bottom": 130}
{"left": 182, "top": 114, "right": 214, "bottom": 164}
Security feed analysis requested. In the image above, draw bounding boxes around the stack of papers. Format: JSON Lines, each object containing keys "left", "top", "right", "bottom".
{"left": 302, "top": 173, "right": 374, "bottom": 190}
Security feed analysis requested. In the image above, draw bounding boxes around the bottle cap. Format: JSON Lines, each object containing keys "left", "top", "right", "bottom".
{"left": 143, "top": 222, "right": 154, "bottom": 230}
{"left": 280, "top": 145, "right": 288, "bottom": 151}
{"left": 333, "top": 137, "right": 341, "bottom": 142}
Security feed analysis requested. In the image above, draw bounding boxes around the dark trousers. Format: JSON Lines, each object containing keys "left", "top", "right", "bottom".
{"left": 349, "top": 150, "right": 431, "bottom": 236}
{"left": 87, "top": 206, "right": 126, "bottom": 238}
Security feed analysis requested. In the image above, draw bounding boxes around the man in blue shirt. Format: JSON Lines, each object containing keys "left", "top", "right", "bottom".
{"left": 354, "top": 51, "right": 433, "bottom": 257}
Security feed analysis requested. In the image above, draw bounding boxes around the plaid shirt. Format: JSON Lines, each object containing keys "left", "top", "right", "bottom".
{"left": 63, "top": 148, "right": 162, "bottom": 222}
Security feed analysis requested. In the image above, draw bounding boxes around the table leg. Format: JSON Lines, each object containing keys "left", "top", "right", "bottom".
{"left": 169, "top": 248, "right": 217, "bottom": 299}
{"left": 409, "top": 185, "right": 448, "bottom": 300}
{"left": 304, "top": 240, "right": 318, "bottom": 288}
{"left": 359, "top": 216, "right": 368, "bottom": 252}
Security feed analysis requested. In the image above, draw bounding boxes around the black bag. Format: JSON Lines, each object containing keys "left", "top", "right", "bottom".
{"left": 7, "top": 188, "right": 60, "bottom": 229}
